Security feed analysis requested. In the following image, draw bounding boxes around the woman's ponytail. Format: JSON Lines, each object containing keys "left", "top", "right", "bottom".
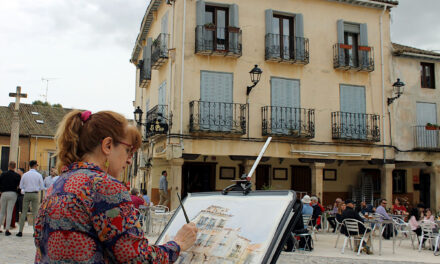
{"left": 55, "top": 110, "right": 83, "bottom": 172}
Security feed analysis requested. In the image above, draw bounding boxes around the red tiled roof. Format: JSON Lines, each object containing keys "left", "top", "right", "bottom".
{"left": 392, "top": 43, "right": 440, "bottom": 58}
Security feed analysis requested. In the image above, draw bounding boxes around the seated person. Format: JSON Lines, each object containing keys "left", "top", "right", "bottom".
{"left": 327, "top": 198, "right": 342, "bottom": 232}
{"left": 130, "top": 188, "right": 145, "bottom": 209}
{"left": 141, "top": 189, "right": 151, "bottom": 206}
{"left": 301, "top": 195, "right": 313, "bottom": 228}
{"left": 392, "top": 198, "right": 408, "bottom": 216}
{"left": 341, "top": 199, "right": 372, "bottom": 254}
{"left": 360, "top": 201, "right": 375, "bottom": 215}
{"left": 310, "top": 196, "right": 322, "bottom": 228}
{"left": 376, "top": 199, "right": 392, "bottom": 220}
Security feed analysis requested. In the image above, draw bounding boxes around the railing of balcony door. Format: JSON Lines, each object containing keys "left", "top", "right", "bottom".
{"left": 331, "top": 111, "right": 380, "bottom": 142}
{"left": 413, "top": 125, "right": 440, "bottom": 150}
{"left": 265, "top": 34, "right": 309, "bottom": 64}
{"left": 333, "top": 43, "right": 374, "bottom": 72}
{"left": 195, "top": 26, "right": 242, "bottom": 57}
{"left": 262, "top": 106, "right": 314, "bottom": 138}
{"left": 151, "top": 33, "right": 169, "bottom": 69}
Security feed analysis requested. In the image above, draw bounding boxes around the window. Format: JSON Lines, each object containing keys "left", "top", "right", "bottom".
{"left": 392, "top": 170, "right": 406, "bottom": 194}
{"left": 205, "top": 5, "right": 229, "bottom": 51}
{"left": 273, "top": 15, "right": 294, "bottom": 60}
{"left": 344, "top": 31, "right": 359, "bottom": 67}
{"left": 421, "top": 62, "right": 435, "bottom": 88}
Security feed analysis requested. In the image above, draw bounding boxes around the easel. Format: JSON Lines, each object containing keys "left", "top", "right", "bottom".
{"left": 222, "top": 137, "right": 272, "bottom": 195}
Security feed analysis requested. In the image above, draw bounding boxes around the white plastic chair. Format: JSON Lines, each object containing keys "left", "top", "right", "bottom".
{"left": 433, "top": 233, "right": 439, "bottom": 256}
{"left": 334, "top": 217, "right": 344, "bottom": 248}
{"left": 150, "top": 205, "right": 170, "bottom": 235}
{"left": 419, "top": 220, "right": 438, "bottom": 251}
{"left": 392, "top": 217, "right": 416, "bottom": 249}
{"left": 342, "top": 218, "right": 373, "bottom": 255}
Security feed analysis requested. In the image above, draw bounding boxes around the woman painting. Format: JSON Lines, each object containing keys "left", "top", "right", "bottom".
{"left": 34, "top": 110, "right": 197, "bottom": 263}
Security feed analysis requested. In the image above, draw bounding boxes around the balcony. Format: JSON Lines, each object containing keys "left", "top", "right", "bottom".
{"left": 195, "top": 26, "right": 242, "bottom": 57}
{"left": 138, "top": 60, "right": 151, "bottom": 88}
{"left": 189, "top": 100, "right": 246, "bottom": 134}
{"left": 145, "top": 105, "right": 169, "bottom": 138}
{"left": 262, "top": 106, "right": 314, "bottom": 138}
{"left": 333, "top": 43, "right": 374, "bottom": 72}
{"left": 151, "top": 33, "right": 169, "bottom": 69}
{"left": 331, "top": 112, "right": 380, "bottom": 142}
{"left": 413, "top": 125, "right": 440, "bottom": 151}
{"left": 265, "top": 35, "right": 309, "bottom": 64}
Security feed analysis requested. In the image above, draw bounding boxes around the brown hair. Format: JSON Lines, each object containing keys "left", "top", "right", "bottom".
{"left": 55, "top": 110, "right": 141, "bottom": 172}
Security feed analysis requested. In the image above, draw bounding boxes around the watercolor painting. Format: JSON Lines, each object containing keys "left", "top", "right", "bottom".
{"left": 156, "top": 191, "right": 295, "bottom": 264}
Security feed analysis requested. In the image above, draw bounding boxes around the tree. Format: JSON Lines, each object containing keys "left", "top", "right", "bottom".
{"left": 32, "top": 100, "right": 63, "bottom": 108}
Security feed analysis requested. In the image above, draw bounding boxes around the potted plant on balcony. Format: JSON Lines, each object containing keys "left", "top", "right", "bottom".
{"left": 204, "top": 23, "right": 216, "bottom": 31}
{"left": 425, "top": 123, "right": 440, "bottom": 130}
{"left": 339, "top": 43, "right": 352, "bottom": 49}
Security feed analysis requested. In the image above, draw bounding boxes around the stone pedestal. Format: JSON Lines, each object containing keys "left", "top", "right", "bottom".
{"left": 169, "top": 158, "right": 184, "bottom": 210}
{"left": 311, "top": 163, "right": 325, "bottom": 202}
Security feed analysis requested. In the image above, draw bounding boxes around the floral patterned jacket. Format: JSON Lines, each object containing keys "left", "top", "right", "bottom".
{"left": 34, "top": 162, "right": 180, "bottom": 263}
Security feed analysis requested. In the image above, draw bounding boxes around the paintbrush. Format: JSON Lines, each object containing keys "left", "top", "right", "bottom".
{"left": 177, "top": 193, "right": 190, "bottom": 223}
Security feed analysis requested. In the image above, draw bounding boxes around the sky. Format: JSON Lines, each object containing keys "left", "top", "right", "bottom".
{"left": 1, "top": 0, "right": 439, "bottom": 119}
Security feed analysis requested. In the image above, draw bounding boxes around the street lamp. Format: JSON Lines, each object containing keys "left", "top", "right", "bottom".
{"left": 246, "top": 65, "right": 263, "bottom": 96}
{"left": 387, "top": 78, "right": 405, "bottom": 105}
{"left": 134, "top": 106, "right": 144, "bottom": 126}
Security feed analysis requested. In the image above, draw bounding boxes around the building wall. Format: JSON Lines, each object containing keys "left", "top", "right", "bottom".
{"left": 29, "top": 137, "right": 56, "bottom": 176}
{"left": 0, "top": 135, "right": 31, "bottom": 170}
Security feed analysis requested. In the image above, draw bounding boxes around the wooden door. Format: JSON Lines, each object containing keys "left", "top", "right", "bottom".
{"left": 291, "top": 166, "right": 311, "bottom": 194}
{"left": 256, "top": 165, "right": 271, "bottom": 190}
{"left": 182, "top": 162, "right": 216, "bottom": 199}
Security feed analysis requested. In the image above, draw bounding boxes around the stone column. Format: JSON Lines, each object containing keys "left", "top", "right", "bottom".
{"left": 311, "top": 163, "right": 325, "bottom": 202}
{"left": 169, "top": 158, "right": 184, "bottom": 210}
{"left": 427, "top": 163, "right": 440, "bottom": 211}
{"left": 9, "top": 112, "right": 19, "bottom": 164}
{"left": 381, "top": 164, "right": 395, "bottom": 204}
{"left": 243, "top": 160, "right": 256, "bottom": 190}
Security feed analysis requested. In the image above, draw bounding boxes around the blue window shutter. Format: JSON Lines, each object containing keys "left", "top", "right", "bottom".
{"left": 416, "top": 102, "right": 437, "bottom": 125}
{"left": 161, "top": 12, "right": 169, "bottom": 34}
{"left": 271, "top": 78, "right": 300, "bottom": 133}
{"left": 265, "top": 9, "right": 274, "bottom": 58}
{"left": 340, "top": 85, "right": 366, "bottom": 139}
{"left": 337, "top": 19, "right": 345, "bottom": 65}
{"left": 360, "top": 23, "right": 369, "bottom": 68}
{"left": 196, "top": 0, "right": 205, "bottom": 26}
{"left": 158, "top": 81, "right": 167, "bottom": 105}
{"left": 142, "top": 38, "right": 152, "bottom": 81}
{"left": 294, "top": 13, "right": 305, "bottom": 61}
{"left": 229, "top": 4, "right": 239, "bottom": 54}
{"left": 201, "top": 72, "right": 233, "bottom": 131}
{"left": 196, "top": 0, "right": 206, "bottom": 52}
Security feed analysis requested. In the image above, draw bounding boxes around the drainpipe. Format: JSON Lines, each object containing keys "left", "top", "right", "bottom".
{"left": 380, "top": 6, "right": 386, "bottom": 164}
{"left": 179, "top": 0, "right": 187, "bottom": 150}
{"left": 167, "top": 0, "right": 175, "bottom": 145}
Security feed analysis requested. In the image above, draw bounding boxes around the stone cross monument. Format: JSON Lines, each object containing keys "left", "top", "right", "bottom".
{"left": 8, "top": 86, "right": 27, "bottom": 164}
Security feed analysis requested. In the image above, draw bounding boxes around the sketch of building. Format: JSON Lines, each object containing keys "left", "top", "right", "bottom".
{"left": 176, "top": 205, "right": 262, "bottom": 264}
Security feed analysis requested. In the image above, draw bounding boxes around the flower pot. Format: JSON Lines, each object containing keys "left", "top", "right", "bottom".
{"left": 425, "top": 126, "right": 437, "bottom": 130}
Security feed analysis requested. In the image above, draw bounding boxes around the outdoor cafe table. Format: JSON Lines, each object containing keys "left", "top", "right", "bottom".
{"left": 365, "top": 218, "right": 396, "bottom": 256}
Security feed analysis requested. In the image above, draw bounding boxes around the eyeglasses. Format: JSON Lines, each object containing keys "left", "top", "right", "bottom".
{"left": 117, "top": 141, "right": 134, "bottom": 156}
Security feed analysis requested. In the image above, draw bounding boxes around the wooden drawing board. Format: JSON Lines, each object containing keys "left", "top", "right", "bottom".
{"left": 155, "top": 190, "right": 298, "bottom": 264}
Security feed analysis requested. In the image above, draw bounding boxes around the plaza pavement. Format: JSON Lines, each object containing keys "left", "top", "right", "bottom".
{"left": 1, "top": 225, "right": 438, "bottom": 263}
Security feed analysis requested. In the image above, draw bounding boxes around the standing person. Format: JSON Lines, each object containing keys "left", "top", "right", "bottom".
{"left": 16, "top": 160, "right": 45, "bottom": 236}
{"left": 34, "top": 110, "right": 197, "bottom": 263}
{"left": 14, "top": 168, "right": 25, "bottom": 225}
{"left": 0, "top": 161, "right": 21, "bottom": 236}
{"left": 159, "top": 170, "right": 169, "bottom": 206}
{"left": 43, "top": 168, "right": 59, "bottom": 189}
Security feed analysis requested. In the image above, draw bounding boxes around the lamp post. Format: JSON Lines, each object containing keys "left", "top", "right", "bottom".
{"left": 134, "top": 106, "right": 144, "bottom": 126}
{"left": 246, "top": 65, "right": 263, "bottom": 139}
{"left": 387, "top": 78, "right": 405, "bottom": 105}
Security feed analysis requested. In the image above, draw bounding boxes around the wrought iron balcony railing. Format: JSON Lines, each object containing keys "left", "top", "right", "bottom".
{"left": 262, "top": 106, "right": 314, "bottom": 138}
{"left": 145, "top": 105, "right": 169, "bottom": 138}
{"left": 413, "top": 125, "right": 440, "bottom": 150}
{"left": 151, "top": 33, "right": 169, "bottom": 69}
{"left": 138, "top": 60, "right": 151, "bottom": 88}
{"left": 333, "top": 43, "right": 374, "bottom": 72}
{"left": 265, "top": 34, "right": 309, "bottom": 64}
{"left": 195, "top": 26, "right": 242, "bottom": 57}
{"left": 189, "top": 100, "right": 246, "bottom": 134}
{"left": 331, "top": 112, "right": 380, "bottom": 142}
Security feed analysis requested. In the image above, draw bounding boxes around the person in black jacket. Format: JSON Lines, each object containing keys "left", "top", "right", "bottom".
{"left": 0, "top": 161, "right": 21, "bottom": 236}
{"left": 341, "top": 199, "right": 372, "bottom": 254}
